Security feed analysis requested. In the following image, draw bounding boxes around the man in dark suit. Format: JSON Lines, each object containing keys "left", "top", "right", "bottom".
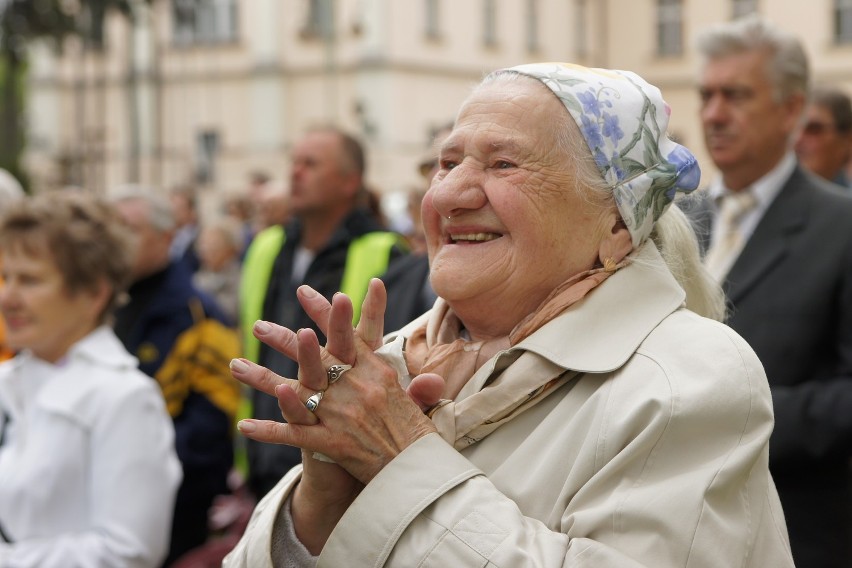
{"left": 691, "top": 16, "right": 852, "bottom": 568}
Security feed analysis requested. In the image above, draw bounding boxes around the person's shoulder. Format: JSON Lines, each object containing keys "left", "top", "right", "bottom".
{"left": 38, "top": 352, "right": 163, "bottom": 423}
{"left": 633, "top": 309, "right": 769, "bottom": 407}
{"left": 791, "top": 167, "right": 852, "bottom": 209}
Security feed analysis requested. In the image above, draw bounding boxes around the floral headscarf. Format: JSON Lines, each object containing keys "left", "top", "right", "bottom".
{"left": 501, "top": 62, "right": 701, "bottom": 247}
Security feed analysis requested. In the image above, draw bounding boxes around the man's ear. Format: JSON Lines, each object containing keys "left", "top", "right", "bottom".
{"left": 343, "top": 174, "right": 363, "bottom": 200}
{"left": 783, "top": 93, "right": 807, "bottom": 134}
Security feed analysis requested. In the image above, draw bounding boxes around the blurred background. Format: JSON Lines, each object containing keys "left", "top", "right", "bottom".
{"left": 1, "top": 0, "right": 851, "bottom": 218}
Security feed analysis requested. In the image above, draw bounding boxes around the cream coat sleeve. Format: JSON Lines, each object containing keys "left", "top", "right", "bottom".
{"left": 314, "top": 322, "right": 792, "bottom": 567}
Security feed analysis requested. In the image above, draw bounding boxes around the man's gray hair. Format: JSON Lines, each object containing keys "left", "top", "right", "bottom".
{"left": 696, "top": 15, "right": 809, "bottom": 102}
{"left": 110, "top": 184, "right": 176, "bottom": 233}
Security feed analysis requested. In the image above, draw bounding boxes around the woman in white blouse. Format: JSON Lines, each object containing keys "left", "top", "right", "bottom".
{"left": 0, "top": 191, "right": 181, "bottom": 568}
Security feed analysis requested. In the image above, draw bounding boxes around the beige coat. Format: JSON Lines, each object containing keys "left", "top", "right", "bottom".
{"left": 225, "top": 242, "right": 793, "bottom": 567}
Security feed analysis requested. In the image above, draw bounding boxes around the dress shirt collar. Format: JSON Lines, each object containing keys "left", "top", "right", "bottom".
{"left": 709, "top": 152, "right": 796, "bottom": 208}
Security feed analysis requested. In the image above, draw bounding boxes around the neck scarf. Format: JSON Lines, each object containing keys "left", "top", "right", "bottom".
{"left": 403, "top": 260, "right": 626, "bottom": 449}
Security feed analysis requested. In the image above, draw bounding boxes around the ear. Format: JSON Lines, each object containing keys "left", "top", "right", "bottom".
{"left": 85, "top": 277, "right": 113, "bottom": 325}
{"left": 783, "top": 92, "right": 807, "bottom": 134}
{"left": 597, "top": 211, "right": 633, "bottom": 266}
{"left": 342, "top": 172, "right": 363, "bottom": 200}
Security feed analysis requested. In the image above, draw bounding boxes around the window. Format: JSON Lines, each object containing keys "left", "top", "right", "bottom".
{"left": 526, "top": 0, "right": 539, "bottom": 52}
{"left": 732, "top": 0, "right": 757, "bottom": 19}
{"left": 836, "top": 0, "right": 852, "bottom": 43}
{"left": 196, "top": 130, "right": 219, "bottom": 185}
{"left": 303, "top": 0, "right": 334, "bottom": 39}
{"left": 425, "top": 0, "right": 440, "bottom": 39}
{"left": 483, "top": 0, "right": 497, "bottom": 47}
{"left": 575, "top": 0, "right": 588, "bottom": 58}
{"left": 656, "top": 0, "right": 683, "bottom": 56}
{"left": 173, "top": 0, "right": 238, "bottom": 46}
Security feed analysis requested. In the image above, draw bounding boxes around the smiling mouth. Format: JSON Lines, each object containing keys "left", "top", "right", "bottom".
{"left": 449, "top": 232, "right": 501, "bottom": 243}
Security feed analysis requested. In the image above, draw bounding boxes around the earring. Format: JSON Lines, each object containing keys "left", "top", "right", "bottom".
{"left": 603, "top": 257, "right": 617, "bottom": 272}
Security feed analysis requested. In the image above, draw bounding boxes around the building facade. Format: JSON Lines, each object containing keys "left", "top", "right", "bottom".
{"left": 22, "top": 0, "right": 852, "bottom": 210}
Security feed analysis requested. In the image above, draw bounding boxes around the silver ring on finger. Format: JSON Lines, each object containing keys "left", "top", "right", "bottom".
{"left": 326, "top": 364, "right": 353, "bottom": 385}
{"left": 305, "top": 391, "right": 324, "bottom": 413}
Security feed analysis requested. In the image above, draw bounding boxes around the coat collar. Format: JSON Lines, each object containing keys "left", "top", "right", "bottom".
{"left": 0, "top": 327, "right": 141, "bottom": 421}
{"left": 63, "top": 325, "right": 140, "bottom": 369}
{"left": 513, "top": 240, "right": 685, "bottom": 373}
{"left": 1, "top": 326, "right": 136, "bottom": 378}
{"left": 392, "top": 241, "right": 686, "bottom": 375}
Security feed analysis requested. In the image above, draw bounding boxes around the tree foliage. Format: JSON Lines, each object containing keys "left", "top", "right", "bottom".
{"left": 0, "top": 0, "right": 144, "bottom": 187}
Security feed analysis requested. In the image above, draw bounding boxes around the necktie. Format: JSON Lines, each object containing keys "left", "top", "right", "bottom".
{"left": 704, "top": 191, "right": 757, "bottom": 282}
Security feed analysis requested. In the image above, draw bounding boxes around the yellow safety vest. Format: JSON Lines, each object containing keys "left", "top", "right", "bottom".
{"left": 239, "top": 226, "right": 402, "bottom": 362}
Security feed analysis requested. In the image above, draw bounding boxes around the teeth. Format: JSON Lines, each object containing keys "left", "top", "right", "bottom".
{"left": 451, "top": 233, "right": 498, "bottom": 242}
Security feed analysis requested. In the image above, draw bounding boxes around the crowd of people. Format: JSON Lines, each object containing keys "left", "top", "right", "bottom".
{"left": 0, "top": 13, "right": 851, "bottom": 568}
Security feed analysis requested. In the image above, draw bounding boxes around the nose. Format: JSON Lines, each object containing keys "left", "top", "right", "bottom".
{"left": 701, "top": 93, "right": 729, "bottom": 125}
{"left": 428, "top": 161, "right": 488, "bottom": 218}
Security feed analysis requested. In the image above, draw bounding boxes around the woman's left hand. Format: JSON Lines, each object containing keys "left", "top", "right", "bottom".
{"left": 237, "top": 283, "right": 439, "bottom": 485}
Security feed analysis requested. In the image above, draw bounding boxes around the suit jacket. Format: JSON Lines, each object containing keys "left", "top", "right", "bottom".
{"left": 224, "top": 242, "right": 793, "bottom": 567}
{"left": 685, "top": 165, "right": 852, "bottom": 568}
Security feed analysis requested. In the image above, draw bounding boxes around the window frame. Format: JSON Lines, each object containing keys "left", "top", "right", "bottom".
{"left": 656, "top": 0, "right": 684, "bottom": 57}
{"left": 172, "top": 0, "right": 239, "bottom": 47}
{"left": 835, "top": 0, "right": 852, "bottom": 44}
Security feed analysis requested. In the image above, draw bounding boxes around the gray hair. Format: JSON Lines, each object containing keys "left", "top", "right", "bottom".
{"left": 696, "top": 15, "right": 809, "bottom": 102}
{"left": 109, "top": 184, "right": 176, "bottom": 233}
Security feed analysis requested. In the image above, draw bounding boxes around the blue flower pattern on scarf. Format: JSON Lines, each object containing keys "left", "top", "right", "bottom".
{"left": 503, "top": 63, "right": 701, "bottom": 246}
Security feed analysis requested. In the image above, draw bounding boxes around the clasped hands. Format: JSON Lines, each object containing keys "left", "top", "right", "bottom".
{"left": 231, "top": 278, "right": 444, "bottom": 486}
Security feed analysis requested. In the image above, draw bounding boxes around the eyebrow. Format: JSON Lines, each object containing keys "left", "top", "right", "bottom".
{"left": 440, "top": 137, "right": 527, "bottom": 154}
{"left": 488, "top": 139, "right": 526, "bottom": 153}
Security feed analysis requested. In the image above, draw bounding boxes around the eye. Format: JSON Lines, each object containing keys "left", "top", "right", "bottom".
{"left": 440, "top": 158, "right": 458, "bottom": 170}
{"left": 494, "top": 160, "right": 515, "bottom": 170}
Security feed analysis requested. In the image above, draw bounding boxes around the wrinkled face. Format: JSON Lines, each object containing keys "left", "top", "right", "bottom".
{"left": 699, "top": 50, "right": 802, "bottom": 190}
{"left": 422, "top": 79, "right": 619, "bottom": 334}
{"left": 0, "top": 246, "right": 103, "bottom": 362}
{"left": 289, "top": 131, "right": 355, "bottom": 217}
{"left": 113, "top": 199, "right": 172, "bottom": 280}
{"left": 795, "top": 103, "right": 852, "bottom": 182}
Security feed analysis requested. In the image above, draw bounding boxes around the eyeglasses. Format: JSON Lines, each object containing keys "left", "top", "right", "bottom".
{"left": 802, "top": 121, "right": 836, "bottom": 136}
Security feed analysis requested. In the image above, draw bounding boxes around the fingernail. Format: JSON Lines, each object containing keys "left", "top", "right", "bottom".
{"left": 299, "top": 286, "right": 317, "bottom": 298}
{"left": 229, "top": 358, "right": 249, "bottom": 374}
{"left": 237, "top": 420, "right": 256, "bottom": 433}
{"left": 254, "top": 320, "right": 272, "bottom": 335}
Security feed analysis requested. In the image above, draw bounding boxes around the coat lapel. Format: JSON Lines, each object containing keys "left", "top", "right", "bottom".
{"left": 724, "top": 168, "right": 809, "bottom": 304}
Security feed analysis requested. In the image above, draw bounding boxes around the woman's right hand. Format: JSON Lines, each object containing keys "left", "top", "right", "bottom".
{"left": 230, "top": 326, "right": 359, "bottom": 555}
{"left": 232, "top": 280, "right": 445, "bottom": 553}
{"left": 230, "top": 286, "right": 375, "bottom": 554}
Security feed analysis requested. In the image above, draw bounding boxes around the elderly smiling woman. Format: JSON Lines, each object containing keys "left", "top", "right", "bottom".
{"left": 224, "top": 64, "right": 794, "bottom": 567}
